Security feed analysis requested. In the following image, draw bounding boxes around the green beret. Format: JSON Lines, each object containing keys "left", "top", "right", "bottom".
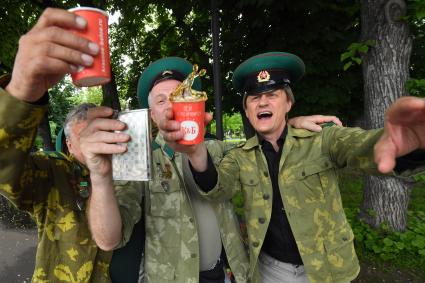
{"left": 232, "top": 52, "right": 305, "bottom": 95}
{"left": 137, "top": 57, "right": 202, "bottom": 108}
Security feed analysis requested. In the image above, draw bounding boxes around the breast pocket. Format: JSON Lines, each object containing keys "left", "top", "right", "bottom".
{"left": 149, "top": 179, "right": 181, "bottom": 217}
{"left": 240, "top": 173, "right": 260, "bottom": 212}
{"left": 295, "top": 158, "right": 334, "bottom": 202}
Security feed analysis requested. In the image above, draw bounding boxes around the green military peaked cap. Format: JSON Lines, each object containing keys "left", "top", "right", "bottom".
{"left": 232, "top": 52, "right": 305, "bottom": 95}
{"left": 137, "top": 57, "right": 202, "bottom": 108}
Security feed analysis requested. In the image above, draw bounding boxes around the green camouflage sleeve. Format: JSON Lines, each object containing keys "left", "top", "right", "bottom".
{"left": 321, "top": 126, "right": 383, "bottom": 174}
{"left": 205, "top": 139, "right": 227, "bottom": 166}
{"left": 323, "top": 125, "right": 425, "bottom": 180}
{"left": 0, "top": 88, "right": 47, "bottom": 212}
{"left": 114, "top": 180, "right": 144, "bottom": 248}
{"left": 197, "top": 145, "right": 242, "bottom": 202}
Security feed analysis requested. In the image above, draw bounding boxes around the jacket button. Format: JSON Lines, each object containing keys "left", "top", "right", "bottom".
{"left": 249, "top": 179, "right": 254, "bottom": 184}
{"left": 258, "top": 217, "right": 265, "bottom": 224}
{"left": 263, "top": 193, "right": 270, "bottom": 200}
{"left": 189, "top": 217, "right": 194, "bottom": 223}
{"left": 301, "top": 172, "right": 306, "bottom": 177}
{"left": 342, "top": 237, "right": 348, "bottom": 241}
{"left": 191, "top": 253, "right": 197, "bottom": 258}
{"left": 252, "top": 241, "right": 260, "bottom": 248}
{"left": 324, "top": 162, "right": 329, "bottom": 167}
{"left": 263, "top": 171, "right": 269, "bottom": 178}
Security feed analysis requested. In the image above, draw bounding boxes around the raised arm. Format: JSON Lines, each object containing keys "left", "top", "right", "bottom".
{"left": 79, "top": 107, "right": 131, "bottom": 251}
{"left": 288, "top": 115, "right": 342, "bottom": 132}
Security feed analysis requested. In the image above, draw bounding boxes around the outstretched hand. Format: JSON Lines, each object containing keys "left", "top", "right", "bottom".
{"left": 375, "top": 96, "right": 425, "bottom": 173}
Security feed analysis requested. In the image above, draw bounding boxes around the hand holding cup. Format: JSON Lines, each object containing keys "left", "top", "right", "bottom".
{"left": 5, "top": 8, "right": 100, "bottom": 102}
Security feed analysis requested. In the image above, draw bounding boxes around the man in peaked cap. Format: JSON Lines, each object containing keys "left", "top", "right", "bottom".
{"left": 82, "top": 56, "right": 250, "bottom": 283}
{"left": 80, "top": 56, "right": 342, "bottom": 283}
{"left": 158, "top": 51, "right": 425, "bottom": 283}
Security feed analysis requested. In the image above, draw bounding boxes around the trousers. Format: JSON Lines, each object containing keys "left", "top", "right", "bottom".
{"left": 258, "top": 252, "right": 309, "bottom": 283}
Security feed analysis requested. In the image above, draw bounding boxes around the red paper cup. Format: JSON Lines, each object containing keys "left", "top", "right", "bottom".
{"left": 172, "top": 100, "right": 205, "bottom": 145}
{"left": 69, "top": 7, "right": 111, "bottom": 87}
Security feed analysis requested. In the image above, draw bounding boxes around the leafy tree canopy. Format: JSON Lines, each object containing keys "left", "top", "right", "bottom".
{"left": 1, "top": 0, "right": 423, "bottom": 126}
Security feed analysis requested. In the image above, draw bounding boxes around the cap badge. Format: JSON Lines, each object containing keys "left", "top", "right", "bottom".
{"left": 162, "top": 70, "right": 173, "bottom": 76}
{"left": 257, "top": 70, "right": 270, "bottom": 83}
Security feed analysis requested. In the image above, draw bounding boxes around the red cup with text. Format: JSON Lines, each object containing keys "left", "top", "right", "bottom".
{"left": 69, "top": 7, "right": 111, "bottom": 87}
{"left": 172, "top": 100, "right": 205, "bottom": 145}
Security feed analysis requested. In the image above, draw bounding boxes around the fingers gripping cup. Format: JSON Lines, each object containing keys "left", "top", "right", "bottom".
{"left": 169, "top": 64, "right": 208, "bottom": 145}
{"left": 69, "top": 7, "right": 111, "bottom": 87}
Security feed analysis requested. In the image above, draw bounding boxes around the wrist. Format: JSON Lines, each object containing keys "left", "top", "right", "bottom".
{"left": 5, "top": 80, "right": 44, "bottom": 103}
{"left": 90, "top": 173, "right": 114, "bottom": 188}
{"left": 187, "top": 144, "right": 208, "bottom": 172}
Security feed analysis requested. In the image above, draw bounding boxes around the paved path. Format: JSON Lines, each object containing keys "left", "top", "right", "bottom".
{"left": 0, "top": 224, "right": 37, "bottom": 283}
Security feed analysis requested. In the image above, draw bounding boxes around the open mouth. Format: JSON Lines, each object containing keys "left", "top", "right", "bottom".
{"left": 257, "top": 111, "right": 273, "bottom": 119}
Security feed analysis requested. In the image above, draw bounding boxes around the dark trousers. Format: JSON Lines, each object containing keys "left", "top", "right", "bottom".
{"left": 199, "top": 258, "right": 225, "bottom": 283}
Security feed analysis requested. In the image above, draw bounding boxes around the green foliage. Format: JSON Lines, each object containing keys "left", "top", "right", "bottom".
{"left": 48, "top": 79, "right": 78, "bottom": 133}
{"left": 346, "top": 208, "right": 425, "bottom": 265}
{"left": 408, "top": 0, "right": 425, "bottom": 21}
{"left": 0, "top": 1, "right": 40, "bottom": 72}
{"left": 211, "top": 113, "right": 245, "bottom": 139}
{"left": 406, "top": 78, "right": 425, "bottom": 97}
{"left": 409, "top": 0, "right": 425, "bottom": 89}
{"left": 69, "top": 87, "right": 104, "bottom": 105}
{"left": 340, "top": 173, "right": 425, "bottom": 270}
{"left": 34, "top": 135, "right": 44, "bottom": 150}
{"left": 0, "top": 0, "right": 423, "bottom": 128}
{"left": 340, "top": 40, "right": 375, "bottom": 71}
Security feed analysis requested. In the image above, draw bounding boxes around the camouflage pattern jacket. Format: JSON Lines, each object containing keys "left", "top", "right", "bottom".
{"left": 200, "top": 125, "right": 424, "bottom": 283}
{"left": 117, "top": 135, "right": 249, "bottom": 283}
{"left": 0, "top": 88, "right": 140, "bottom": 282}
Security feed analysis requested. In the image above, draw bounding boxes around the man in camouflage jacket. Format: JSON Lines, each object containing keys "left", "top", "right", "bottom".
{"left": 0, "top": 8, "right": 143, "bottom": 282}
{"left": 0, "top": 93, "right": 132, "bottom": 282}
{"left": 79, "top": 57, "right": 250, "bottom": 283}
{"left": 80, "top": 57, "right": 340, "bottom": 283}
{"left": 158, "top": 52, "right": 425, "bottom": 283}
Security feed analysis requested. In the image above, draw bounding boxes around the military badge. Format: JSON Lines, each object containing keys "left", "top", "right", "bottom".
{"left": 162, "top": 70, "right": 173, "bottom": 76}
{"left": 257, "top": 70, "right": 270, "bottom": 82}
{"left": 163, "top": 162, "right": 173, "bottom": 179}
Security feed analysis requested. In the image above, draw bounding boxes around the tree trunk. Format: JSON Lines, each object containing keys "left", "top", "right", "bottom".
{"left": 38, "top": 91, "right": 55, "bottom": 151}
{"left": 101, "top": 70, "right": 121, "bottom": 111}
{"left": 359, "top": 0, "right": 413, "bottom": 231}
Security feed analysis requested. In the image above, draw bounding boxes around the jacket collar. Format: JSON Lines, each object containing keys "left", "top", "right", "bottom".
{"left": 153, "top": 134, "right": 175, "bottom": 159}
{"left": 242, "top": 125, "right": 317, "bottom": 150}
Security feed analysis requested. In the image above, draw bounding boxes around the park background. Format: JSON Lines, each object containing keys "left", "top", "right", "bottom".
{"left": 0, "top": 0, "right": 425, "bottom": 282}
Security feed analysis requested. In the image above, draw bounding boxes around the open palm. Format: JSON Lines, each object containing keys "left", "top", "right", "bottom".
{"left": 375, "top": 96, "right": 425, "bottom": 173}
